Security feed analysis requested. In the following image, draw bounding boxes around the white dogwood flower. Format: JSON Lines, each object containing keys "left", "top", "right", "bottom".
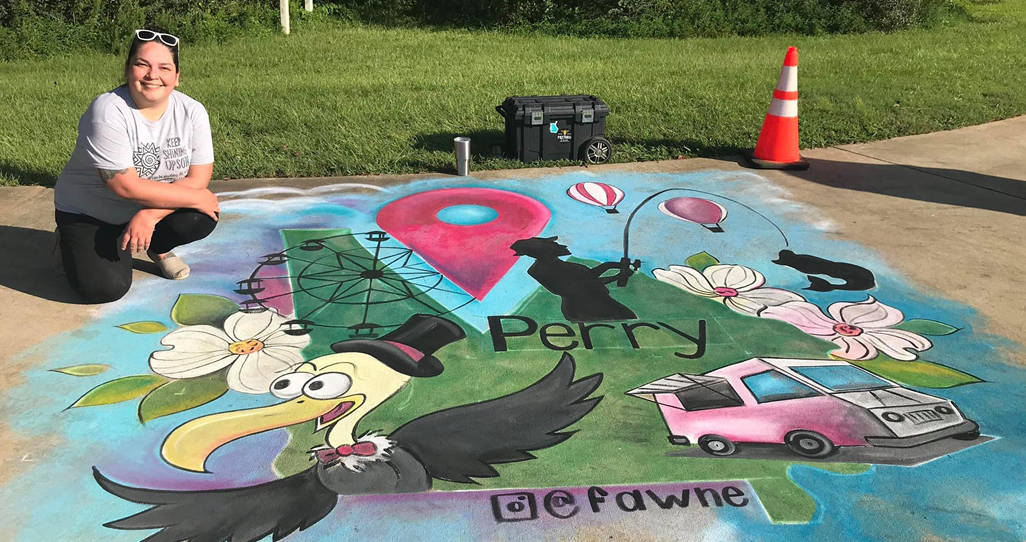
{"left": 761, "top": 296, "right": 932, "bottom": 361}
{"left": 653, "top": 263, "right": 804, "bottom": 316}
{"left": 149, "top": 310, "right": 310, "bottom": 393}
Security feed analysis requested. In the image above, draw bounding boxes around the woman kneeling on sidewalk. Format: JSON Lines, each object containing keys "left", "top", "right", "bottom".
{"left": 54, "top": 29, "right": 220, "bottom": 303}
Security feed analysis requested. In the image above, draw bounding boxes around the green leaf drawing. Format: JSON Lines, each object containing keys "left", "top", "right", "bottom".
{"left": 68, "top": 375, "right": 169, "bottom": 409}
{"left": 138, "top": 371, "right": 230, "bottom": 424}
{"left": 853, "top": 356, "right": 982, "bottom": 388}
{"left": 51, "top": 364, "right": 111, "bottom": 377}
{"left": 117, "top": 321, "right": 168, "bottom": 334}
{"left": 170, "top": 294, "right": 239, "bottom": 327}
{"left": 685, "top": 251, "right": 719, "bottom": 272}
{"left": 893, "top": 319, "right": 959, "bottom": 336}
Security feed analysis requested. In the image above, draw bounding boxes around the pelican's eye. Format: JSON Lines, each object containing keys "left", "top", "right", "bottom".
{"left": 269, "top": 372, "right": 315, "bottom": 399}
{"left": 302, "top": 372, "right": 353, "bottom": 400}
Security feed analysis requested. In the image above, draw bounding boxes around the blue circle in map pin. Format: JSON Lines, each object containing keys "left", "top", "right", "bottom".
{"left": 436, "top": 204, "right": 499, "bottom": 225}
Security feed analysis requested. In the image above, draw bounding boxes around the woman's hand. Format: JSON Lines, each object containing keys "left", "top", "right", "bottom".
{"left": 192, "top": 188, "right": 220, "bottom": 221}
{"left": 120, "top": 209, "right": 165, "bottom": 253}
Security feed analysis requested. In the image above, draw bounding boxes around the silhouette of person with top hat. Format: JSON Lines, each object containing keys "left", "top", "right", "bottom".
{"left": 511, "top": 236, "right": 636, "bottom": 322}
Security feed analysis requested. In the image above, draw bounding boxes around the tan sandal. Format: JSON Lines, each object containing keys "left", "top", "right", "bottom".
{"left": 148, "top": 250, "right": 190, "bottom": 280}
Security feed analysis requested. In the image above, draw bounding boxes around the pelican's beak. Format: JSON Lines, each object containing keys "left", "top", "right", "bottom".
{"left": 162, "top": 394, "right": 365, "bottom": 472}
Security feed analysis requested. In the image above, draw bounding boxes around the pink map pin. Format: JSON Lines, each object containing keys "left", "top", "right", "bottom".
{"left": 377, "top": 188, "right": 551, "bottom": 300}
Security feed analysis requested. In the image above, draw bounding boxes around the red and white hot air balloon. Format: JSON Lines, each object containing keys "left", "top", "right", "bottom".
{"left": 658, "top": 197, "right": 728, "bottom": 232}
{"left": 567, "top": 181, "right": 625, "bottom": 214}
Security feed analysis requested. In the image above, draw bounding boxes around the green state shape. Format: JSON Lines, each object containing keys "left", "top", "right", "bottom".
{"left": 274, "top": 252, "right": 899, "bottom": 524}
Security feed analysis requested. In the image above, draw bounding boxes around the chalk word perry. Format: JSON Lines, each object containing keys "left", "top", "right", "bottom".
{"left": 487, "top": 315, "right": 707, "bottom": 358}
{"left": 490, "top": 484, "right": 749, "bottom": 522}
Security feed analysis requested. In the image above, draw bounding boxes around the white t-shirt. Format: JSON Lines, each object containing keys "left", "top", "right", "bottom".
{"left": 54, "top": 85, "right": 214, "bottom": 224}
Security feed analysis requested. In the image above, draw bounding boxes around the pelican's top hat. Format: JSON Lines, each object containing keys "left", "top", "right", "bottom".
{"left": 330, "top": 314, "right": 466, "bottom": 377}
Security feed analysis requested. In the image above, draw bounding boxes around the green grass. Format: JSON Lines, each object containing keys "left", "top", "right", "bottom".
{"left": 1, "top": 0, "right": 1024, "bottom": 187}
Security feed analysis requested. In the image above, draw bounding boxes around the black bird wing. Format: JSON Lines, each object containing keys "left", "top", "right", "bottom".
{"left": 390, "top": 352, "right": 602, "bottom": 483}
{"left": 93, "top": 465, "right": 338, "bottom": 542}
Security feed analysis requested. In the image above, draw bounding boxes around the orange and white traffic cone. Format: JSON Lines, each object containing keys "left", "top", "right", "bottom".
{"left": 746, "top": 46, "right": 809, "bottom": 170}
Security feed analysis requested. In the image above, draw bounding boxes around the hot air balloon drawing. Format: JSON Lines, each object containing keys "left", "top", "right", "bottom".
{"left": 658, "top": 197, "right": 728, "bottom": 232}
{"left": 567, "top": 181, "right": 625, "bottom": 214}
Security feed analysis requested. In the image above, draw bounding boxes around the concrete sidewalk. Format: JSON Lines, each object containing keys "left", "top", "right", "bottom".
{"left": 1, "top": 116, "right": 1024, "bottom": 542}
{"left": 2, "top": 115, "right": 1024, "bottom": 366}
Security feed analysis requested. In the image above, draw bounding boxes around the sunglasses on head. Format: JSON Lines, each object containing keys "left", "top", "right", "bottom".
{"left": 135, "top": 29, "right": 179, "bottom": 47}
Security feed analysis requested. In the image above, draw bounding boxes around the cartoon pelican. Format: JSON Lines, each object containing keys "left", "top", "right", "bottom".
{"left": 94, "top": 314, "right": 602, "bottom": 541}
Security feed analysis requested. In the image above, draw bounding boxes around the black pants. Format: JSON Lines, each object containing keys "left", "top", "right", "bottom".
{"left": 55, "top": 209, "right": 217, "bottom": 303}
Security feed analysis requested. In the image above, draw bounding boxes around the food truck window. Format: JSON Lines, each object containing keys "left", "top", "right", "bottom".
{"left": 675, "top": 380, "right": 744, "bottom": 411}
{"left": 742, "top": 370, "right": 822, "bottom": 403}
{"left": 791, "top": 365, "right": 892, "bottom": 392}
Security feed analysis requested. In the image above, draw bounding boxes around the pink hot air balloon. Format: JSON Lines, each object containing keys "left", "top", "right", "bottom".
{"left": 567, "top": 181, "right": 625, "bottom": 214}
{"left": 658, "top": 197, "right": 728, "bottom": 232}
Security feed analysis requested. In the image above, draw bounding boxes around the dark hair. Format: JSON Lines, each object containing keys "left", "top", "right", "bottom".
{"left": 123, "top": 31, "right": 180, "bottom": 77}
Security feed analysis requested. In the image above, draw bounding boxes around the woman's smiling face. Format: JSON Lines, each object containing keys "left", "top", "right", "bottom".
{"left": 126, "top": 41, "right": 179, "bottom": 110}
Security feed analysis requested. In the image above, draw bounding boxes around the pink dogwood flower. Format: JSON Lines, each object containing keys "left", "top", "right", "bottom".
{"left": 761, "top": 296, "right": 932, "bottom": 361}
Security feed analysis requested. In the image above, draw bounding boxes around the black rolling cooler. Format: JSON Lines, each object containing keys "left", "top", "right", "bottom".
{"left": 496, "top": 95, "right": 612, "bottom": 164}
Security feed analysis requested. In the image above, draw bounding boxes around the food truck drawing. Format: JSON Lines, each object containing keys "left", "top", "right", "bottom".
{"left": 627, "top": 357, "right": 979, "bottom": 458}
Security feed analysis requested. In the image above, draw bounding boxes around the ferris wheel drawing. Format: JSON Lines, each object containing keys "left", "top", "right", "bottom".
{"left": 235, "top": 230, "right": 474, "bottom": 338}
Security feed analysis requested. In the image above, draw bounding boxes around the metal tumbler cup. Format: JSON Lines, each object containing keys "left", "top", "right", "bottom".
{"left": 454, "top": 137, "right": 471, "bottom": 176}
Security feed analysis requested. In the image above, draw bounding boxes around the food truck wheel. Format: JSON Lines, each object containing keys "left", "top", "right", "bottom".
{"left": 581, "top": 138, "right": 612, "bottom": 164}
{"left": 698, "top": 435, "right": 737, "bottom": 456}
{"left": 785, "top": 430, "right": 836, "bottom": 458}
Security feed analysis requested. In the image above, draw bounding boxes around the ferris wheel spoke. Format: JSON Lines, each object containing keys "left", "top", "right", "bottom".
{"left": 400, "top": 275, "right": 444, "bottom": 288}
{"left": 281, "top": 253, "right": 349, "bottom": 270}
{"left": 407, "top": 289, "right": 445, "bottom": 313}
{"left": 388, "top": 276, "right": 443, "bottom": 311}
{"left": 391, "top": 270, "right": 440, "bottom": 281}
{"left": 298, "top": 279, "right": 368, "bottom": 321}
{"left": 300, "top": 266, "right": 365, "bottom": 278}
{"left": 374, "top": 275, "right": 417, "bottom": 296}
{"left": 377, "top": 251, "right": 413, "bottom": 269}
{"left": 392, "top": 266, "right": 437, "bottom": 275}
{"left": 420, "top": 285, "right": 470, "bottom": 296}
{"left": 297, "top": 277, "right": 365, "bottom": 289}
{"left": 292, "top": 279, "right": 358, "bottom": 297}
{"left": 297, "top": 271, "right": 365, "bottom": 283}
{"left": 333, "top": 251, "right": 378, "bottom": 271}
{"left": 364, "top": 286, "right": 413, "bottom": 302}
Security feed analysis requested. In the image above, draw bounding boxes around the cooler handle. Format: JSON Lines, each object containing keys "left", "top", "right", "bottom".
{"left": 495, "top": 105, "right": 506, "bottom": 118}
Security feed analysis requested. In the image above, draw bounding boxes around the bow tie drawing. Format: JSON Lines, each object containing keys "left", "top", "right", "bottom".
{"left": 314, "top": 442, "right": 378, "bottom": 464}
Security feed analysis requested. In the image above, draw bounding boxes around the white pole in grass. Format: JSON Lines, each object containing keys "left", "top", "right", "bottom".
{"left": 280, "top": 0, "right": 290, "bottom": 35}
{"left": 305, "top": 0, "right": 313, "bottom": 12}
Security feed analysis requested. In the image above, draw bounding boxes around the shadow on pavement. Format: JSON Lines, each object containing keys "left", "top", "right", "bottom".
{"left": 0, "top": 225, "right": 82, "bottom": 302}
{"left": 773, "top": 157, "right": 1026, "bottom": 216}
{"left": 0, "top": 225, "right": 157, "bottom": 303}
{"left": 667, "top": 435, "right": 994, "bottom": 467}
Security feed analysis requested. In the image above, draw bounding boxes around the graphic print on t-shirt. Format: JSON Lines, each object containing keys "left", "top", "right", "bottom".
{"left": 133, "top": 142, "right": 161, "bottom": 178}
